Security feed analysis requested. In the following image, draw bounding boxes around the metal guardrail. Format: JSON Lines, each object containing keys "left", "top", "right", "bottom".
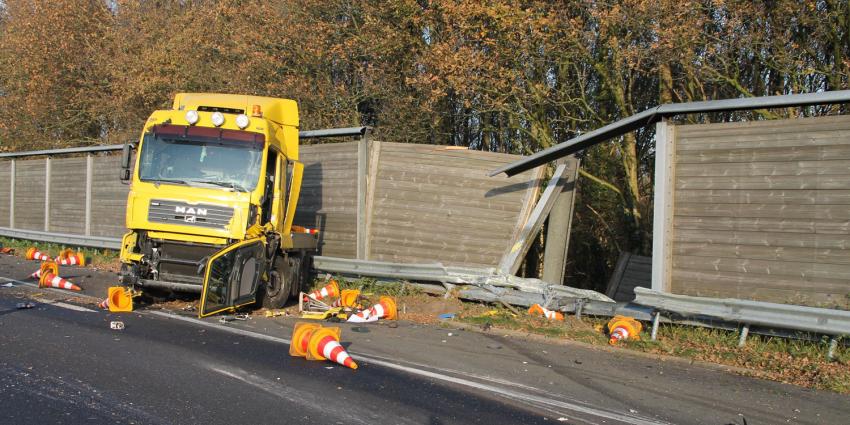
{"left": 0, "top": 227, "right": 121, "bottom": 250}
{"left": 633, "top": 287, "right": 850, "bottom": 336}
{"left": 491, "top": 89, "right": 850, "bottom": 176}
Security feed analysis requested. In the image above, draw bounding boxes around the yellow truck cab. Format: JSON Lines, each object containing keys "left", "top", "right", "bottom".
{"left": 118, "top": 93, "right": 317, "bottom": 317}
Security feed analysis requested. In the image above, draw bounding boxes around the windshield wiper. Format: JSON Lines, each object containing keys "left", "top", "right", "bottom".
{"left": 191, "top": 180, "right": 248, "bottom": 192}
{"left": 150, "top": 178, "right": 191, "bottom": 187}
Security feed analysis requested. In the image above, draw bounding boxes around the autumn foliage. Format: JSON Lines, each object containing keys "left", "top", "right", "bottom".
{"left": 1, "top": 0, "right": 848, "bottom": 288}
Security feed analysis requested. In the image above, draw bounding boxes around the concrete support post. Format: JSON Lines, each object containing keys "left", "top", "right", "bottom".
{"left": 542, "top": 157, "right": 580, "bottom": 285}
{"left": 44, "top": 156, "right": 51, "bottom": 232}
{"left": 355, "top": 131, "right": 370, "bottom": 260}
{"left": 652, "top": 119, "right": 676, "bottom": 293}
{"left": 9, "top": 159, "right": 15, "bottom": 228}
{"left": 85, "top": 154, "right": 93, "bottom": 236}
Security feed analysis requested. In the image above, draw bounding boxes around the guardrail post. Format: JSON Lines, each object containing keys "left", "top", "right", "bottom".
{"left": 827, "top": 338, "right": 838, "bottom": 362}
{"left": 737, "top": 324, "right": 749, "bottom": 348}
{"left": 650, "top": 311, "right": 661, "bottom": 341}
{"left": 85, "top": 154, "right": 93, "bottom": 236}
{"left": 44, "top": 156, "right": 51, "bottom": 231}
{"left": 9, "top": 159, "right": 15, "bottom": 228}
{"left": 651, "top": 119, "right": 676, "bottom": 292}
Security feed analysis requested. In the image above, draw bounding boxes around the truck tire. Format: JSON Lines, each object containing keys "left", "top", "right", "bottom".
{"left": 260, "top": 253, "right": 300, "bottom": 309}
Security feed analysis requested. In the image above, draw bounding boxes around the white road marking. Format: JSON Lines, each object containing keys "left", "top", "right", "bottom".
{"left": 147, "top": 310, "right": 667, "bottom": 425}
{"left": 35, "top": 299, "right": 97, "bottom": 312}
{"left": 2, "top": 275, "right": 665, "bottom": 424}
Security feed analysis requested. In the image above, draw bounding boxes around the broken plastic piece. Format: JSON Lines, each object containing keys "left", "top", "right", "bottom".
{"left": 110, "top": 321, "right": 125, "bottom": 330}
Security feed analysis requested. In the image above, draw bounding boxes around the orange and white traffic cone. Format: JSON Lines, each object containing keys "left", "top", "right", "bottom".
{"left": 56, "top": 249, "right": 86, "bottom": 266}
{"left": 25, "top": 247, "right": 51, "bottom": 261}
{"left": 98, "top": 298, "right": 109, "bottom": 309}
{"left": 39, "top": 272, "right": 82, "bottom": 291}
{"left": 347, "top": 296, "right": 397, "bottom": 323}
{"left": 607, "top": 316, "right": 643, "bottom": 345}
{"left": 290, "top": 322, "right": 322, "bottom": 357}
{"left": 304, "top": 278, "right": 339, "bottom": 302}
{"left": 31, "top": 260, "right": 59, "bottom": 280}
{"left": 307, "top": 327, "right": 358, "bottom": 370}
{"left": 291, "top": 225, "right": 320, "bottom": 235}
{"left": 528, "top": 304, "right": 565, "bottom": 321}
{"left": 331, "top": 289, "right": 361, "bottom": 308}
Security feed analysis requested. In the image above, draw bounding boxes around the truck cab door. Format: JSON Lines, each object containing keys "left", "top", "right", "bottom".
{"left": 199, "top": 237, "right": 267, "bottom": 318}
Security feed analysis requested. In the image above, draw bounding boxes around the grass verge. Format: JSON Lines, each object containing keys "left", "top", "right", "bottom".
{"left": 458, "top": 305, "right": 850, "bottom": 394}
{"left": 0, "top": 236, "right": 119, "bottom": 270}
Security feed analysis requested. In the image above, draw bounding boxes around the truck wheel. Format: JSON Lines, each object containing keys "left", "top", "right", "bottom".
{"left": 260, "top": 254, "right": 300, "bottom": 309}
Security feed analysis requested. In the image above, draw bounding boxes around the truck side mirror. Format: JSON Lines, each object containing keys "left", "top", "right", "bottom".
{"left": 120, "top": 143, "right": 132, "bottom": 182}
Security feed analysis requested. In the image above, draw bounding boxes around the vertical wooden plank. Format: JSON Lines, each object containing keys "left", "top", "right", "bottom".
{"left": 652, "top": 119, "right": 676, "bottom": 292}
{"left": 605, "top": 251, "right": 632, "bottom": 298}
{"left": 542, "top": 156, "right": 580, "bottom": 285}
{"left": 356, "top": 132, "right": 369, "bottom": 259}
{"left": 9, "top": 159, "right": 15, "bottom": 228}
{"left": 364, "top": 139, "right": 382, "bottom": 260}
{"left": 43, "top": 156, "right": 51, "bottom": 231}
{"left": 85, "top": 154, "right": 93, "bottom": 236}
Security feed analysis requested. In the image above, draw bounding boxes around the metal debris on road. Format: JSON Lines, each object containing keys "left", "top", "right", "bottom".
{"left": 16, "top": 302, "right": 36, "bottom": 309}
{"left": 110, "top": 321, "right": 125, "bottom": 330}
{"left": 218, "top": 314, "right": 250, "bottom": 323}
{"left": 1, "top": 282, "right": 14, "bottom": 288}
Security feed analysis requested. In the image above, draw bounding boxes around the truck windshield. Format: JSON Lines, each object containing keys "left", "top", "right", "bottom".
{"left": 138, "top": 129, "right": 264, "bottom": 192}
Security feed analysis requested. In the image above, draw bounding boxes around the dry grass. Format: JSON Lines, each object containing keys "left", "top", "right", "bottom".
{"left": 0, "top": 237, "right": 121, "bottom": 271}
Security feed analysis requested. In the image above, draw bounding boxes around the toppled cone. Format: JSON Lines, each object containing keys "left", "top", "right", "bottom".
{"left": 289, "top": 322, "right": 358, "bottom": 369}
{"left": 331, "top": 289, "right": 362, "bottom": 308}
{"left": 607, "top": 315, "right": 642, "bottom": 345}
{"left": 528, "top": 304, "right": 564, "bottom": 321}
{"left": 347, "top": 296, "right": 397, "bottom": 323}
{"left": 30, "top": 260, "right": 59, "bottom": 280}
{"left": 99, "top": 287, "right": 134, "bottom": 312}
{"left": 25, "top": 247, "right": 51, "bottom": 261}
{"left": 39, "top": 271, "right": 81, "bottom": 291}
{"left": 0, "top": 247, "right": 14, "bottom": 255}
{"left": 55, "top": 248, "right": 86, "bottom": 266}
{"left": 304, "top": 278, "right": 339, "bottom": 302}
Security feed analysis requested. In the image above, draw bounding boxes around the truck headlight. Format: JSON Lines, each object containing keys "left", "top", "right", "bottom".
{"left": 235, "top": 114, "right": 250, "bottom": 129}
{"left": 185, "top": 110, "right": 199, "bottom": 125}
{"left": 211, "top": 112, "right": 225, "bottom": 127}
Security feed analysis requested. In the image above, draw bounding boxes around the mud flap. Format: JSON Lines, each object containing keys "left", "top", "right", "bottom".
{"left": 199, "top": 236, "right": 267, "bottom": 318}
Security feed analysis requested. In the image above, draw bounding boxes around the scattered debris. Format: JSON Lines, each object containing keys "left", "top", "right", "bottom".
{"left": 16, "top": 302, "right": 36, "bottom": 309}
{"left": 219, "top": 313, "right": 250, "bottom": 323}
{"left": 350, "top": 326, "right": 370, "bottom": 333}
{"left": 1, "top": 282, "right": 14, "bottom": 288}
{"left": 110, "top": 321, "right": 125, "bottom": 330}
{"left": 438, "top": 313, "right": 456, "bottom": 320}
{"left": 289, "top": 322, "right": 358, "bottom": 370}
{"left": 607, "top": 316, "right": 642, "bottom": 345}
{"left": 181, "top": 304, "right": 197, "bottom": 312}
{"left": 264, "top": 309, "right": 286, "bottom": 318}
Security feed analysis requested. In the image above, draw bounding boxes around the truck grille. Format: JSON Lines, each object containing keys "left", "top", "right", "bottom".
{"left": 148, "top": 199, "right": 233, "bottom": 229}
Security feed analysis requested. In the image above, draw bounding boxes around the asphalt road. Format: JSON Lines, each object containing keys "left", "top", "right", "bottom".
{"left": 1, "top": 255, "right": 849, "bottom": 424}
{"left": 0, "top": 290, "right": 559, "bottom": 425}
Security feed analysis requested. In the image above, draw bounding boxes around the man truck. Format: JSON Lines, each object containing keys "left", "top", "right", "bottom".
{"left": 118, "top": 93, "right": 316, "bottom": 317}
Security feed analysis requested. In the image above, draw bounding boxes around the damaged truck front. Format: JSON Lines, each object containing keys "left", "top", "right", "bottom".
{"left": 118, "top": 93, "right": 316, "bottom": 317}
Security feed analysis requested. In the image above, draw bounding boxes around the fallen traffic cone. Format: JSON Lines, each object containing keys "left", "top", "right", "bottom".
{"left": 0, "top": 247, "right": 14, "bottom": 255}
{"left": 31, "top": 260, "right": 59, "bottom": 280}
{"left": 98, "top": 298, "right": 109, "bottom": 309}
{"left": 304, "top": 278, "right": 339, "bottom": 302}
{"left": 56, "top": 249, "right": 86, "bottom": 266}
{"left": 607, "top": 315, "right": 643, "bottom": 345}
{"left": 347, "top": 296, "right": 397, "bottom": 323}
{"left": 307, "top": 327, "right": 358, "bottom": 370}
{"left": 25, "top": 247, "right": 51, "bottom": 261}
{"left": 39, "top": 272, "right": 81, "bottom": 291}
{"left": 332, "top": 289, "right": 361, "bottom": 308}
{"left": 528, "top": 304, "right": 565, "bottom": 321}
{"left": 107, "top": 286, "right": 133, "bottom": 312}
{"left": 289, "top": 322, "right": 322, "bottom": 357}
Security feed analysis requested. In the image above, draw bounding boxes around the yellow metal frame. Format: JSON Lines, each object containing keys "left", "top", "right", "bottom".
{"left": 198, "top": 236, "right": 266, "bottom": 318}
